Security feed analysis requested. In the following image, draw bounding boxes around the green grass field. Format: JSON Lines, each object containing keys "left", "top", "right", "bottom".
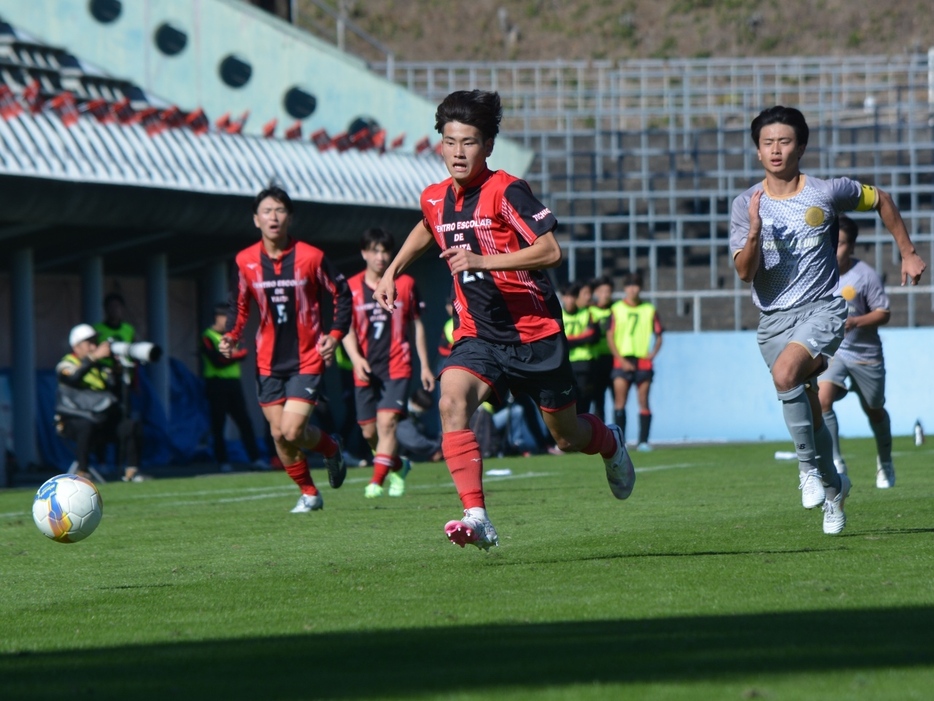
{"left": 2, "top": 437, "right": 933, "bottom": 700}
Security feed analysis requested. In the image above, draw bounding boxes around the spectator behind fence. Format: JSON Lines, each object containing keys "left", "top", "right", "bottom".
{"left": 55, "top": 324, "right": 145, "bottom": 482}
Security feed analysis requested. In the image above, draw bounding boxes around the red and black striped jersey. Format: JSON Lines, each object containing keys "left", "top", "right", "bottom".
{"left": 421, "top": 167, "right": 561, "bottom": 344}
{"left": 347, "top": 272, "right": 424, "bottom": 386}
{"left": 227, "top": 238, "right": 351, "bottom": 376}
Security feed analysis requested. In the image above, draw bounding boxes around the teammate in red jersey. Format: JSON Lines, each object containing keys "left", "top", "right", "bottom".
{"left": 342, "top": 227, "right": 435, "bottom": 498}
{"left": 220, "top": 187, "right": 351, "bottom": 513}
{"left": 374, "top": 90, "right": 636, "bottom": 550}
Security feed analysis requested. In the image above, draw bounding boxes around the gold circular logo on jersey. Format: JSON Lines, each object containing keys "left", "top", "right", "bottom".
{"left": 841, "top": 285, "right": 857, "bottom": 301}
{"left": 804, "top": 206, "right": 825, "bottom": 227}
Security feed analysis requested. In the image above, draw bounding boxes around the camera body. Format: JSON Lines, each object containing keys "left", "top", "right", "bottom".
{"left": 109, "top": 340, "right": 162, "bottom": 364}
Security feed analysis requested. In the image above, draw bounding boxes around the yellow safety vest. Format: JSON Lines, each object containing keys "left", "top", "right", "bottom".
{"left": 610, "top": 300, "right": 657, "bottom": 358}
{"left": 59, "top": 353, "right": 108, "bottom": 390}
{"left": 563, "top": 307, "right": 594, "bottom": 363}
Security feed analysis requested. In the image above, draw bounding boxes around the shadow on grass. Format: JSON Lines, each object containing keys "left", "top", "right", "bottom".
{"left": 3, "top": 606, "right": 933, "bottom": 700}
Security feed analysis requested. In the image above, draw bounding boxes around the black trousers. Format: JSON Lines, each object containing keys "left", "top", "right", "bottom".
{"left": 60, "top": 413, "right": 141, "bottom": 472}
{"left": 205, "top": 378, "right": 259, "bottom": 463}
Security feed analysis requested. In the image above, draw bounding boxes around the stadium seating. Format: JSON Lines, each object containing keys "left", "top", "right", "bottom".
{"left": 381, "top": 56, "right": 934, "bottom": 331}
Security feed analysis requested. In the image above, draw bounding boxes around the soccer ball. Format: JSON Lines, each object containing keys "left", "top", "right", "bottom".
{"left": 32, "top": 474, "right": 104, "bottom": 543}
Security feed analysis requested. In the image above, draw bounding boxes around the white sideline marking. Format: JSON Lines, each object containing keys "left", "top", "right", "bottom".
{"left": 0, "top": 462, "right": 698, "bottom": 516}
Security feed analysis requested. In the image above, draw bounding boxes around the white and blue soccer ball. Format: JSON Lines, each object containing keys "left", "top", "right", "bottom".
{"left": 32, "top": 474, "right": 103, "bottom": 543}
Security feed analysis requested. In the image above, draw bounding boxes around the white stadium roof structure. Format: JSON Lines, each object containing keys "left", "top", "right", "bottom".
{"left": 0, "top": 16, "right": 447, "bottom": 275}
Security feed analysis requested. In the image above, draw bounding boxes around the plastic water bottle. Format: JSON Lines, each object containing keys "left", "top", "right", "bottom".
{"left": 914, "top": 420, "right": 925, "bottom": 447}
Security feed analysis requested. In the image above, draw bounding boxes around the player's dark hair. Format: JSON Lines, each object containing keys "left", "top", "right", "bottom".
{"left": 435, "top": 90, "right": 502, "bottom": 142}
{"left": 360, "top": 227, "right": 395, "bottom": 252}
{"left": 750, "top": 105, "right": 809, "bottom": 147}
{"left": 562, "top": 282, "right": 583, "bottom": 297}
{"left": 213, "top": 302, "right": 230, "bottom": 317}
{"left": 622, "top": 271, "right": 644, "bottom": 287}
{"left": 838, "top": 215, "right": 859, "bottom": 244}
{"left": 590, "top": 275, "right": 614, "bottom": 291}
{"left": 253, "top": 186, "right": 293, "bottom": 214}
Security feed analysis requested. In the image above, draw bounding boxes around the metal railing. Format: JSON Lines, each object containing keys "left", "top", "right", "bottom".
{"left": 372, "top": 54, "right": 934, "bottom": 330}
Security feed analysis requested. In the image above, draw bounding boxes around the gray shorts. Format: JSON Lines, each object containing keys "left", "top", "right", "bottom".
{"left": 819, "top": 354, "right": 886, "bottom": 409}
{"left": 757, "top": 296, "right": 847, "bottom": 371}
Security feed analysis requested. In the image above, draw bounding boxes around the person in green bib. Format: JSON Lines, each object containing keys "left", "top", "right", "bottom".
{"left": 201, "top": 304, "right": 266, "bottom": 472}
{"left": 94, "top": 292, "right": 136, "bottom": 363}
{"left": 561, "top": 282, "right": 598, "bottom": 414}
{"left": 608, "top": 272, "right": 664, "bottom": 452}
{"left": 587, "top": 275, "right": 615, "bottom": 419}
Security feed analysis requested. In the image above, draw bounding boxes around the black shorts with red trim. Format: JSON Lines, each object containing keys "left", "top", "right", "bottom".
{"left": 443, "top": 333, "right": 577, "bottom": 412}
{"left": 354, "top": 377, "right": 409, "bottom": 424}
{"left": 256, "top": 373, "right": 323, "bottom": 406}
{"left": 611, "top": 356, "right": 654, "bottom": 386}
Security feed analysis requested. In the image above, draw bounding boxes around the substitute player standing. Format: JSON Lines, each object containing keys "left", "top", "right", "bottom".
{"left": 220, "top": 187, "right": 351, "bottom": 513}
{"left": 817, "top": 216, "right": 897, "bottom": 488}
{"left": 342, "top": 227, "right": 435, "bottom": 498}
{"left": 607, "top": 271, "right": 663, "bottom": 452}
{"left": 373, "top": 89, "right": 635, "bottom": 551}
{"left": 730, "top": 106, "right": 925, "bottom": 535}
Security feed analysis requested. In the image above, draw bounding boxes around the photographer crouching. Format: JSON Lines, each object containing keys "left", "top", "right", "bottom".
{"left": 55, "top": 324, "right": 148, "bottom": 483}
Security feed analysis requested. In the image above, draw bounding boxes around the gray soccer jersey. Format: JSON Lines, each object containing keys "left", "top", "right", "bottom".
{"left": 730, "top": 175, "right": 868, "bottom": 311}
{"left": 835, "top": 258, "right": 889, "bottom": 363}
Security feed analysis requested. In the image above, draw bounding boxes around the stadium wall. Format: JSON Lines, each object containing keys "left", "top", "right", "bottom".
{"left": 643, "top": 328, "right": 934, "bottom": 445}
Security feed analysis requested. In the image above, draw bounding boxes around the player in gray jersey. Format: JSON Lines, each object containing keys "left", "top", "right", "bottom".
{"left": 730, "top": 106, "right": 925, "bottom": 535}
{"left": 817, "top": 216, "right": 896, "bottom": 488}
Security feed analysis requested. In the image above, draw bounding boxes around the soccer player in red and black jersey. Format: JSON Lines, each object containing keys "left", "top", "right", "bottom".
{"left": 220, "top": 187, "right": 351, "bottom": 513}
{"left": 341, "top": 227, "right": 435, "bottom": 498}
{"left": 374, "top": 90, "right": 636, "bottom": 551}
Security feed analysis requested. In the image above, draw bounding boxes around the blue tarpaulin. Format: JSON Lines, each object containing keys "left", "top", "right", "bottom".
{"left": 27, "top": 358, "right": 219, "bottom": 471}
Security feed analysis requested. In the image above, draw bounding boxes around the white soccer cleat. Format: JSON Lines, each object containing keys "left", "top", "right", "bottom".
{"left": 444, "top": 511, "right": 499, "bottom": 551}
{"left": 290, "top": 493, "right": 323, "bottom": 513}
{"left": 822, "top": 474, "right": 851, "bottom": 535}
{"left": 875, "top": 458, "right": 895, "bottom": 489}
{"left": 799, "top": 468, "right": 826, "bottom": 509}
{"left": 604, "top": 424, "right": 636, "bottom": 499}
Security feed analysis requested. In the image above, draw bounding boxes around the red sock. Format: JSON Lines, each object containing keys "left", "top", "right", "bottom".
{"left": 372, "top": 453, "right": 392, "bottom": 485}
{"left": 442, "top": 429, "right": 484, "bottom": 510}
{"left": 579, "top": 414, "right": 617, "bottom": 458}
{"left": 283, "top": 458, "right": 318, "bottom": 496}
{"left": 312, "top": 431, "right": 337, "bottom": 458}
{"left": 391, "top": 455, "right": 403, "bottom": 472}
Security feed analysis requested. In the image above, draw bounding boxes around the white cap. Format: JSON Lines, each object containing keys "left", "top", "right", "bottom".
{"left": 69, "top": 323, "right": 98, "bottom": 347}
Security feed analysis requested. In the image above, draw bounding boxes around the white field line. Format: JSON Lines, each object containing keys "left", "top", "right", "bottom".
{"left": 0, "top": 462, "right": 696, "bottom": 516}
